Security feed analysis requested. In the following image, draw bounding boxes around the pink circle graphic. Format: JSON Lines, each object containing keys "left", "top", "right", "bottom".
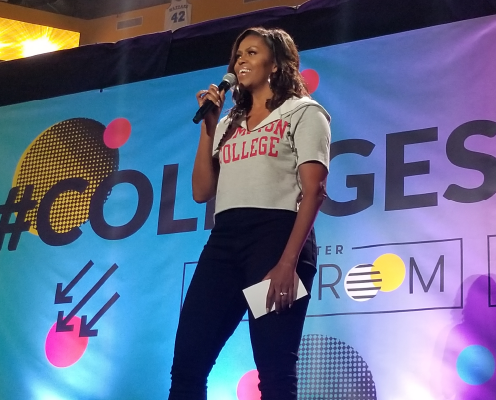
{"left": 45, "top": 316, "right": 89, "bottom": 368}
{"left": 103, "top": 118, "right": 131, "bottom": 149}
{"left": 237, "top": 369, "right": 261, "bottom": 400}
{"left": 301, "top": 69, "right": 320, "bottom": 94}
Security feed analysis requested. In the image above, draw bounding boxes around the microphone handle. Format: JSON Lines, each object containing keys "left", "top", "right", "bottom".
{"left": 193, "top": 100, "right": 215, "bottom": 124}
{"left": 192, "top": 80, "right": 232, "bottom": 124}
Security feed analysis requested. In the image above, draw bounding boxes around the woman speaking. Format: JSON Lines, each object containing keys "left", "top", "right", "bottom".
{"left": 168, "top": 27, "right": 331, "bottom": 400}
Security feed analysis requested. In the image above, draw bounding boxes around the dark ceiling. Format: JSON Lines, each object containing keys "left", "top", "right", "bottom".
{"left": 2, "top": 0, "right": 496, "bottom": 107}
{"left": 4, "top": 0, "right": 172, "bottom": 19}
{"left": 5, "top": 0, "right": 496, "bottom": 20}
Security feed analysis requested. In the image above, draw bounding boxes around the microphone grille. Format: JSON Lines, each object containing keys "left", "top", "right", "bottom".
{"left": 223, "top": 73, "right": 237, "bottom": 87}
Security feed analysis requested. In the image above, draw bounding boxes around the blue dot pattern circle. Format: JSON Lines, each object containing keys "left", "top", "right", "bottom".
{"left": 297, "top": 334, "right": 377, "bottom": 399}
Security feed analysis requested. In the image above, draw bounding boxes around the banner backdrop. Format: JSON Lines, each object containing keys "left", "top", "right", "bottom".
{"left": 1, "top": 13, "right": 496, "bottom": 400}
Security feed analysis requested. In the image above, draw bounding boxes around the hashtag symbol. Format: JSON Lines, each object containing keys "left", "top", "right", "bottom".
{"left": 0, "top": 185, "right": 37, "bottom": 251}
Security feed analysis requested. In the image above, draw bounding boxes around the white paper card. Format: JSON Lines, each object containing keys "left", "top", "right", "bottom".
{"left": 242, "top": 277, "right": 308, "bottom": 319}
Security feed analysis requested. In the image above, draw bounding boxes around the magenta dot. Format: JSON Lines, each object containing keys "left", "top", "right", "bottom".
{"left": 103, "top": 118, "right": 131, "bottom": 149}
{"left": 301, "top": 69, "right": 320, "bottom": 94}
{"left": 45, "top": 316, "right": 89, "bottom": 368}
{"left": 237, "top": 369, "right": 261, "bottom": 400}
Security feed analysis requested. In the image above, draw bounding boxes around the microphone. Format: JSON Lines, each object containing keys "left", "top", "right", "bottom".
{"left": 193, "top": 73, "right": 237, "bottom": 124}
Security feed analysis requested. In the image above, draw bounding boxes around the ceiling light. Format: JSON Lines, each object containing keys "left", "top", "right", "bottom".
{"left": 22, "top": 34, "right": 59, "bottom": 57}
{"left": 0, "top": 17, "right": 79, "bottom": 61}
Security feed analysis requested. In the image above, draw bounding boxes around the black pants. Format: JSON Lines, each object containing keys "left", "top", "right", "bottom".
{"left": 168, "top": 208, "right": 317, "bottom": 400}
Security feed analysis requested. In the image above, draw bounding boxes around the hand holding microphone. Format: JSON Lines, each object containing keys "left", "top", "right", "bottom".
{"left": 193, "top": 73, "right": 237, "bottom": 124}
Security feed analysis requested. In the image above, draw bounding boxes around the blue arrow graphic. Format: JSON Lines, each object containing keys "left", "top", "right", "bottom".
{"left": 79, "top": 292, "right": 120, "bottom": 337}
{"left": 56, "top": 263, "right": 118, "bottom": 332}
{"left": 55, "top": 260, "right": 94, "bottom": 304}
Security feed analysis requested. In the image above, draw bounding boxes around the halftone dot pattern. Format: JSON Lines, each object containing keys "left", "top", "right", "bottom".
{"left": 13, "top": 118, "right": 119, "bottom": 233}
{"left": 297, "top": 334, "right": 377, "bottom": 400}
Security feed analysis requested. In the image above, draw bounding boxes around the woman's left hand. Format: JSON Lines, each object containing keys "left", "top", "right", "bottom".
{"left": 263, "top": 261, "right": 299, "bottom": 314}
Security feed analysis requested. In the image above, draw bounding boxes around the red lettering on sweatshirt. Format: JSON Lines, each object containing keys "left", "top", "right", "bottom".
{"left": 219, "top": 124, "right": 285, "bottom": 163}
{"left": 259, "top": 136, "right": 268, "bottom": 155}
{"left": 265, "top": 122, "right": 275, "bottom": 132}
{"left": 250, "top": 138, "right": 259, "bottom": 157}
{"left": 223, "top": 144, "right": 231, "bottom": 163}
{"left": 232, "top": 143, "right": 240, "bottom": 161}
{"left": 274, "top": 119, "right": 289, "bottom": 138}
{"left": 268, "top": 137, "right": 280, "bottom": 157}
{"left": 231, "top": 127, "right": 246, "bottom": 139}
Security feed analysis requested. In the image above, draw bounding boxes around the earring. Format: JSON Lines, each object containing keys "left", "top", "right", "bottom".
{"left": 269, "top": 72, "right": 276, "bottom": 89}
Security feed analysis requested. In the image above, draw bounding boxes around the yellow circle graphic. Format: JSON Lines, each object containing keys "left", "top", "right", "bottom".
{"left": 13, "top": 118, "right": 119, "bottom": 235}
{"left": 371, "top": 253, "right": 405, "bottom": 292}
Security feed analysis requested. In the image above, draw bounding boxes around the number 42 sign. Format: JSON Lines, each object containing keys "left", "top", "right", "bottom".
{"left": 165, "top": 0, "right": 192, "bottom": 31}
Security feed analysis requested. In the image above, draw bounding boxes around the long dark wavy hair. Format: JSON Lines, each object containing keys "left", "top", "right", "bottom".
{"left": 226, "top": 27, "right": 309, "bottom": 121}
